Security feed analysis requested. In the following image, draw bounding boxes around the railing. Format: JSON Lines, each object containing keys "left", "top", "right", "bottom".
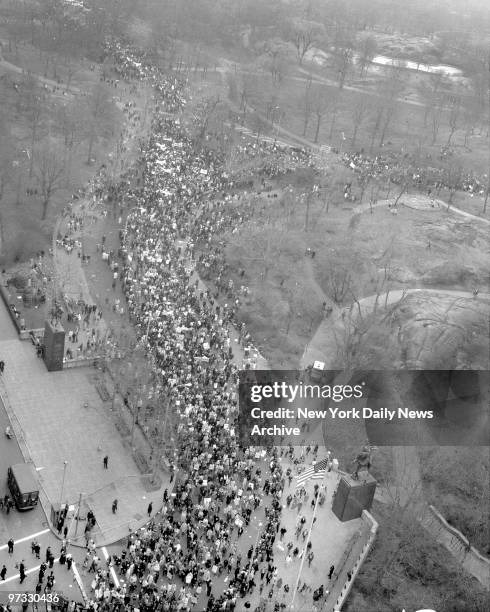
{"left": 425, "top": 505, "right": 490, "bottom": 588}
{"left": 323, "top": 510, "right": 378, "bottom": 611}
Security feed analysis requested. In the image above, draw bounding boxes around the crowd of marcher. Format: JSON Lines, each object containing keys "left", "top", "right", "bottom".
{"left": 341, "top": 149, "right": 487, "bottom": 197}
{"left": 55, "top": 36, "right": 332, "bottom": 612}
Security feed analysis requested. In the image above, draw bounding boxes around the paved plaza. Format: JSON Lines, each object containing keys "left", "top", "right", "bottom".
{"left": 0, "top": 298, "right": 167, "bottom": 548}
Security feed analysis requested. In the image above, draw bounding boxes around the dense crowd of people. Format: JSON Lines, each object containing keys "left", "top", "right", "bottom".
{"left": 60, "top": 37, "right": 326, "bottom": 612}
{"left": 341, "top": 149, "right": 488, "bottom": 197}
{"left": 51, "top": 29, "right": 485, "bottom": 612}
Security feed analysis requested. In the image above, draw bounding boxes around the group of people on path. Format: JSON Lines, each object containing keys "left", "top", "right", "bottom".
{"left": 44, "top": 35, "right": 335, "bottom": 612}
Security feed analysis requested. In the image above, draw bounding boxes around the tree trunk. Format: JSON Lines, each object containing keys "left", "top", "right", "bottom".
{"left": 87, "top": 133, "right": 95, "bottom": 164}
{"left": 446, "top": 128, "right": 456, "bottom": 147}
{"left": 351, "top": 126, "right": 358, "bottom": 149}
{"left": 302, "top": 114, "right": 310, "bottom": 137}
{"left": 314, "top": 114, "right": 322, "bottom": 143}
{"left": 305, "top": 195, "right": 311, "bottom": 231}
{"left": 431, "top": 115, "right": 439, "bottom": 145}
{"left": 369, "top": 110, "right": 382, "bottom": 153}
{"left": 378, "top": 113, "right": 392, "bottom": 148}
{"left": 42, "top": 197, "right": 49, "bottom": 220}
{"left": 394, "top": 183, "right": 407, "bottom": 206}
{"left": 29, "top": 128, "right": 36, "bottom": 179}
{"left": 329, "top": 108, "right": 338, "bottom": 139}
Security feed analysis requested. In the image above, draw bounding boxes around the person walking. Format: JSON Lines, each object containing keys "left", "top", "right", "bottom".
{"left": 7, "top": 538, "right": 14, "bottom": 555}
{"left": 46, "top": 572, "right": 55, "bottom": 590}
{"left": 0, "top": 565, "right": 6, "bottom": 580}
{"left": 19, "top": 560, "right": 26, "bottom": 584}
{"left": 66, "top": 553, "right": 73, "bottom": 570}
{"left": 31, "top": 540, "right": 41, "bottom": 559}
{"left": 38, "top": 562, "right": 47, "bottom": 583}
{"left": 147, "top": 502, "right": 153, "bottom": 517}
{"left": 307, "top": 551, "right": 314, "bottom": 567}
{"left": 328, "top": 565, "right": 335, "bottom": 580}
{"left": 112, "top": 499, "right": 118, "bottom": 514}
{"left": 103, "top": 455, "right": 108, "bottom": 469}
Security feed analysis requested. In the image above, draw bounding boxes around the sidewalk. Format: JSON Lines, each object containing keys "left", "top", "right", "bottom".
{"left": 0, "top": 300, "right": 167, "bottom": 547}
{"left": 270, "top": 464, "right": 361, "bottom": 609}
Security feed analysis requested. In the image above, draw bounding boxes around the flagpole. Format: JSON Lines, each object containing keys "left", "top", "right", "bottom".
{"left": 289, "top": 468, "right": 326, "bottom": 610}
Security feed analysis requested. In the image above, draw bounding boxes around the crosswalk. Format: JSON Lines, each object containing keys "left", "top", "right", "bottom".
{"left": 0, "top": 529, "right": 50, "bottom": 552}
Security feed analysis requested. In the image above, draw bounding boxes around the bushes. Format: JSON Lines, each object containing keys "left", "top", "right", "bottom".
{"left": 7, "top": 273, "right": 28, "bottom": 291}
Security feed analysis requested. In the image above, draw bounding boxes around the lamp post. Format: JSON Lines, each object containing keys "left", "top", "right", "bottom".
{"left": 130, "top": 393, "right": 142, "bottom": 446}
{"left": 74, "top": 492, "right": 83, "bottom": 539}
{"left": 59, "top": 460, "right": 68, "bottom": 509}
{"left": 289, "top": 473, "right": 327, "bottom": 611}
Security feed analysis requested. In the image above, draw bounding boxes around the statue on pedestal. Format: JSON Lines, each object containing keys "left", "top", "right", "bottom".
{"left": 351, "top": 445, "right": 371, "bottom": 480}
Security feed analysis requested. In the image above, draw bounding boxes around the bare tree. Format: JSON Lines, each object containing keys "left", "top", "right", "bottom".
{"left": 333, "top": 258, "right": 408, "bottom": 371}
{"left": 82, "top": 82, "right": 117, "bottom": 164}
{"left": 418, "top": 73, "right": 447, "bottom": 144}
{"left": 445, "top": 94, "right": 462, "bottom": 147}
{"left": 357, "top": 35, "right": 378, "bottom": 77}
{"left": 310, "top": 83, "right": 330, "bottom": 143}
{"left": 332, "top": 47, "right": 354, "bottom": 90}
{"left": 320, "top": 244, "right": 362, "bottom": 305}
{"left": 350, "top": 96, "right": 370, "bottom": 149}
{"left": 16, "top": 75, "right": 47, "bottom": 179}
{"left": 443, "top": 158, "right": 465, "bottom": 204}
{"left": 57, "top": 99, "right": 86, "bottom": 178}
{"left": 237, "top": 72, "right": 259, "bottom": 120}
{"left": 375, "top": 65, "right": 407, "bottom": 148}
{"left": 258, "top": 39, "right": 294, "bottom": 85}
{"left": 302, "top": 75, "right": 314, "bottom": 136}
{"left": 34, "top": 146, "right": 66, "bottom": 220}
{"left": 327, "top": 89, "right": 342, "bottom": 139}
{"left": 284, "top": 18, "right": 326, "bottom": 65}
{"left": 0, "top": 112, "right": 15, "bottom": 201}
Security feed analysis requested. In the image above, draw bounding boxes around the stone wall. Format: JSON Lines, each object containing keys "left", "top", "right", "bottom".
{"left": 324, "top": 510, "right": 379, "bottom": 611}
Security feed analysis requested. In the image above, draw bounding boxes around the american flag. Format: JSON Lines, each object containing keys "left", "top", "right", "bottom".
{"left": 295, "top": 458, "right": 329, "bottom": 488}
